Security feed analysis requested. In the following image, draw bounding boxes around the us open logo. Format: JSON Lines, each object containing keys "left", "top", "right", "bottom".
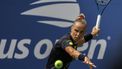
{"left": 21, "top": 0, "right": 80, "bottom": 28}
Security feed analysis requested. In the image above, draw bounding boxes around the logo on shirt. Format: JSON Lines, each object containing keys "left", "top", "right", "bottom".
{"left": 69, "top": 42, "right": 73, "bottom": 45}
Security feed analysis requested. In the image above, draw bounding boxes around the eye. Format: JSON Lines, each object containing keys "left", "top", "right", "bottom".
{"left": 75, "top": 29, "right": 79, "bottom": 32}
{"left": 80, "top": 31, "right": 84, "bottom": 34}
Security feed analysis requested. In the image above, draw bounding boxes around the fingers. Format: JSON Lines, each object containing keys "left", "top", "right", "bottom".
{"left": 91, "top": 26, "right": 100, "bottom": 36}
{"left": 84, "top": 61, "right": 96, "bottom": 68}
{"left": 83, "top": 57, "right": 96, "bottom": 68}
{"left": 89, "top": 62, "right": 96, "bottom": 68}
{"left": 95, "top": 26, "right": 100, "bottom": 29}
{"left": 83, "top": 57, "right": 90, "bottom": 64}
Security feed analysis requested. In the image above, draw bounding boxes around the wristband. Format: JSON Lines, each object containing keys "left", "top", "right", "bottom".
{"left": 84, "top": 34, "right": 93, "bottom": 42}
{"left": 78, "top": 54, "right": 86, "bottom": 61}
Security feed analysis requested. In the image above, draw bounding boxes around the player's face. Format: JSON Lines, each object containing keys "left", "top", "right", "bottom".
{"left": 71, "top": 22, "right": 87, "bottom": 41}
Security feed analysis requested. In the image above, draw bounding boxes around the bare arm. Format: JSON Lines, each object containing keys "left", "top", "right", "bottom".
{"left": 65, "top": 46, "right": 80, "bottom": 58}
{"left": 64, "top": 46, "right": 96, "bottom": 67}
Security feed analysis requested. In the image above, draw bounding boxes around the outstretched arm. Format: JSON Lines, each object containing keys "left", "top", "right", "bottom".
{"left": 64, "top": 46, "right": 95, "bottom": 67}
{"left": 65, "top": 46, "right": 80, "bottom": 58}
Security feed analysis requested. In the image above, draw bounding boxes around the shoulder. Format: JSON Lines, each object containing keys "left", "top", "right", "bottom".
{"left": 58, "top": 34, "right": 71, "bottom": 43}
{"left": 59, "top": 34, "right": 74, "bottom": 48}
{"left": 55, "top": 34, "right": 73, "bottom": 46}
{"left": 61, "top": 34, "right": 70, "bottom": 40}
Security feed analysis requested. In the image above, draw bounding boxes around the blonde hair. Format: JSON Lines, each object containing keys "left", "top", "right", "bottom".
{"left": 74, "top": 13, "right": 87, "bottom": 24}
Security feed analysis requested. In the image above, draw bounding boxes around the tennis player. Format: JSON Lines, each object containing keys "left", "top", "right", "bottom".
{"left": 46, "top": 13, "right": 100, "bottom": 69}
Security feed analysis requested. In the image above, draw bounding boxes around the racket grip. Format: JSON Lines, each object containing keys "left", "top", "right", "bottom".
{"left": 95, "top": 14, "right": 101, "bottom": 29}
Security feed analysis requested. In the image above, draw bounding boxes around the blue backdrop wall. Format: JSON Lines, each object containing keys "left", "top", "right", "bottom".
{"left": 0, "top": 0, "right": 122, "bottom": 69}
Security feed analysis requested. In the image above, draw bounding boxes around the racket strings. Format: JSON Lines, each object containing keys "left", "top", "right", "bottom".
{"left": 95, "top": 0, "right": 111, "bottom": 15}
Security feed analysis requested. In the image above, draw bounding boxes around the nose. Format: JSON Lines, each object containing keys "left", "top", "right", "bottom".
{"left": 76, "top": 32, "right": 80, "bottom": 37}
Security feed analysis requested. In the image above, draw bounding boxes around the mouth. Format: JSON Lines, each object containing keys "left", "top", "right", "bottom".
{"left": 74, "top": 37, "right": 79, "bottom": 40}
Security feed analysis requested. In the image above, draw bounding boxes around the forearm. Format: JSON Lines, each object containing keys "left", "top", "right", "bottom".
{"left": 65, "top": 46, "right": 86, "bottom": 61}
{"left": 65, "top": 46, "right": 80, "bottom": 58}
{"left": 84, "top": 34, "right": 93, "bottom": 42}
{"left": 77, "top": 34, "right": 93, "bottom": 46}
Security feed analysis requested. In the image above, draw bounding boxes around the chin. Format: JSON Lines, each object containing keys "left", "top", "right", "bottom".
{"left": 74, "top": 38, "right": 78, "bottom": 41}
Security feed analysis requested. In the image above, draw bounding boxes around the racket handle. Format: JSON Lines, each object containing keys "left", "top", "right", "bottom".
{"left": 95, "top": 14, "right": 101, "bottom": 29}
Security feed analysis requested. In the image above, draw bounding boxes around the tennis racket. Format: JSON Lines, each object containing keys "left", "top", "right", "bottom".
{"left": 95, "top": 0, "right": 111, "bottom": 29}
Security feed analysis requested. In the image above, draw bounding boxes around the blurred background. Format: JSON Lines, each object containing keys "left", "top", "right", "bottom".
{"left": 0, "top": 0, "right": 122, "bottom": 69}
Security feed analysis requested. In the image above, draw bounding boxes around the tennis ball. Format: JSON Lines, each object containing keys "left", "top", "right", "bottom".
{"left": 54, "top": 60, "right": 63, "bottom": 69}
